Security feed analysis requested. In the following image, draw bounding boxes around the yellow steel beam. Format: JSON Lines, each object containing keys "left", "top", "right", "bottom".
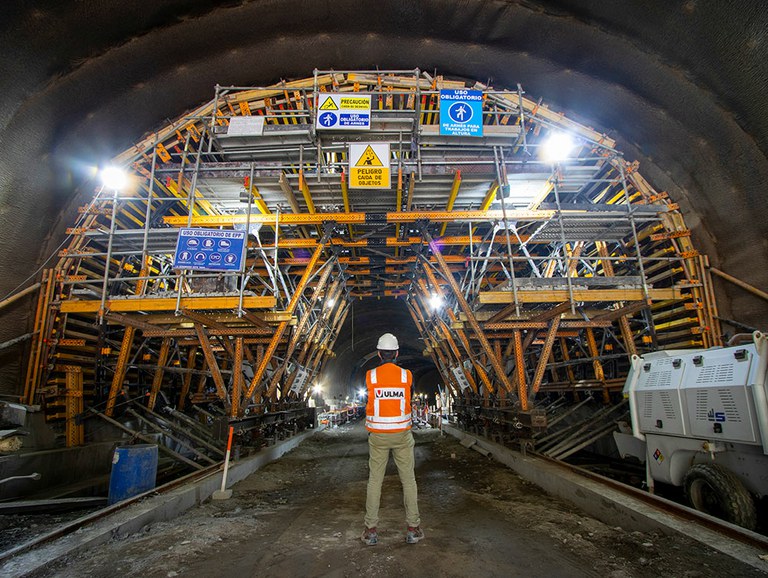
{"left": 439, "top": 170, "right": 462, "bottom": 237}
{"left": 298, "top": 171, "right": 316, "bottom": 214}
{"left": 61, "top": 295, "right": 276, "bottom": 313}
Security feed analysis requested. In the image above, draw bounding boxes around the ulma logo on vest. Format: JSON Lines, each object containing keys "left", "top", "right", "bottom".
{"left": 375, "top": 389, "right": 405, "bottom": 399}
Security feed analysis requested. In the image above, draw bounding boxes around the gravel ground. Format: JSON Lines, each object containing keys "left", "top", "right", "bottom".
{"left": 31, "top": 422, "right": 767, "bottom": 577}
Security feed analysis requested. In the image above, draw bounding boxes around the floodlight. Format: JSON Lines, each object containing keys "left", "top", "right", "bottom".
{"left": 313, "top": 384, "right": 323, "bottom": 394}
{"left": 430, "top": 294, "right": 443, "bottom": 311}
{"left": 358, "top": 388, "right": 366, "bottom": 397}
{"left": 541, "top": 132, "right": 575, "bottom": 162}
{"left": 100, "top": 166, "right": 128, "bottom": 190}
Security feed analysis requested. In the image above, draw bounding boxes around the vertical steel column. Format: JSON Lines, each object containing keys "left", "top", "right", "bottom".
{"left": 231, "top": 337, "right": 243, "bottom": 418}
{"left": 65, "top": 366, "right": 84, "bottom": 447}
{"left": 513, "top": 330, "right": 529, "bottom": 411}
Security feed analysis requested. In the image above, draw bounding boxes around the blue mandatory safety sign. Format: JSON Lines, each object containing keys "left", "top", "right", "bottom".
{"left": 173, "top": 228, "right": 247, "bottom": 272}
{"left": 439, "top": 89, "right": 484, "bottom": 137}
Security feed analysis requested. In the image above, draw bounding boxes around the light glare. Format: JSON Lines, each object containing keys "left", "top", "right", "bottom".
{"left": 430, "top": 294, "right": 443, "bottom": 311}
{"left": 100, "top": 166, "right": 128, "bottom": 190}
{"left": 542, "top": 133, "right": 575, "bottom": 162}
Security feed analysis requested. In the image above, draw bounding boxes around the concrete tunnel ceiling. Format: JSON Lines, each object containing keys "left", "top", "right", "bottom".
{"left": 1, "top": 1, "right": 768, "bottom": 398}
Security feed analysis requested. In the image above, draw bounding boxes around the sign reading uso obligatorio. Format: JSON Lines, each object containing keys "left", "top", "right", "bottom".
{"left": 439, "top": 89, "right": 484, "bottom": 137}
{"left": 173, "top": 228, "right": 247, "bottom": 272}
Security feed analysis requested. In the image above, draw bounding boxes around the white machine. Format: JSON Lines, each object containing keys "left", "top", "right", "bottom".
{"left": 614, "top": 331, "right": 768, "bottom": 529}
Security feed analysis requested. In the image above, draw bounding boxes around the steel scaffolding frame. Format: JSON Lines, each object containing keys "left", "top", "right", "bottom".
{"left": 23, "top": 70, "right": 721, "bottom": 456}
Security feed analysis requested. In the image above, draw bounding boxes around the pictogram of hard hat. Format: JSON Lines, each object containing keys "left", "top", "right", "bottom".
{"left": 377, "top": 333, "right": 399, "bottom": 350}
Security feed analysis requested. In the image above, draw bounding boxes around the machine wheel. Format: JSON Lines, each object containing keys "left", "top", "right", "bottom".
{"left": 683, "top": 463, "right": 757, "bottom": 530}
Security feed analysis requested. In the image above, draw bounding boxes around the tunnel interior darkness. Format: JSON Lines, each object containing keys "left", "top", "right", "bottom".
{"left": 1, "top": 1, "right": 767, "bottom": 401}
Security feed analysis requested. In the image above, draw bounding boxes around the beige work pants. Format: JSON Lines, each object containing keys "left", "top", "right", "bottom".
{"left": 364, "top": 429, "right": 420, "bottom": 528}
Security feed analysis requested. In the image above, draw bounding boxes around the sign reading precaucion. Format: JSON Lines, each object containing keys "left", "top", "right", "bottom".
{"left": 316, "top": 94, "right": 372, "bottom": 130}
{"left": 349, "top": 143, "right": 391, "bottom": 189}
{"left": 439, "top": 89, "right": 484, "bottom": 137}
{"left": 173, "top": 228, "right": 247, "bottom": 272}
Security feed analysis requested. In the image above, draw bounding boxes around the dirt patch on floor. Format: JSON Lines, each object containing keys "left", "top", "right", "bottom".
{"left": 37, "top": 423, "right": 765, "bottom": 577}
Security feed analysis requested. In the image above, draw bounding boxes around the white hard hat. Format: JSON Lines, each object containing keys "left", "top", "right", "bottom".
{"left": 377, "top": 333, "right": 399, "bottom": 351}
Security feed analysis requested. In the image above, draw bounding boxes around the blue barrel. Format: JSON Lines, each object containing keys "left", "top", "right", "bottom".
{"left": 108, "top": 444, "right": 158, "bottom": 504}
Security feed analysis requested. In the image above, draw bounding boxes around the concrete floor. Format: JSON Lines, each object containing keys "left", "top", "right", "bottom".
{"left": 40, "top": 422, "right": 764, "bottom": 578}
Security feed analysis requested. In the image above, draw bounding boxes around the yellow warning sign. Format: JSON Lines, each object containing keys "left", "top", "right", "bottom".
{"left": 319, "top": 97, "right": 339, "bottom": 110}
{"left": 349, "top": 143, "right": 390, "bottom": 189}
{"left": 356, "top": 145, "right": 383, "bottom": 167}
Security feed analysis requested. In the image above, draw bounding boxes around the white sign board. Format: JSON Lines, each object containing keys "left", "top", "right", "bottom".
{"left": 349, "top": 143, "right": 391, "bottom": 189}
{"left": 451, "top": 366, "right": 471, "bottom": 392}
{"left": 227, "top": 116, "right": 265, "bottom": 136}
{"left": 290, "top": 367, "right": 309, "bottom": 395}
{"left": 316, "top": 94, "right": 371, "bottom": 130}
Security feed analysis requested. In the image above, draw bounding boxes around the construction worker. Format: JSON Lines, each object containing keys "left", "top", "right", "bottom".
{"left": 361, "top": 333, "right": 424, "bottom": 546}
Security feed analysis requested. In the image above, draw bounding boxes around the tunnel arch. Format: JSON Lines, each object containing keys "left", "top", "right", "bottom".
{"left": 12, "top": 70, "right": 726, "bottom": 430}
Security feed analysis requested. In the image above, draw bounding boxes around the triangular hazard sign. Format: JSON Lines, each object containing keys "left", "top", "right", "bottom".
{"left": 319, "top": 97, "right": 338, "bottom": 110}
{"left": 356, "top": 145, "right": 383, "bottom": 167}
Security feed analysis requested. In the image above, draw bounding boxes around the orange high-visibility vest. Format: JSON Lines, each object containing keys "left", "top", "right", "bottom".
{"left": 365, "top": 362, "right": 413, "bottom": 433}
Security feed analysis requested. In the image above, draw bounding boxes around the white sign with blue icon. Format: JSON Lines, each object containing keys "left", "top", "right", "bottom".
{"left": 439, "top": 89, "right": 484, "bottom": 137}
{"left": 173, "top": 228, "right": 246, "bottom": 272}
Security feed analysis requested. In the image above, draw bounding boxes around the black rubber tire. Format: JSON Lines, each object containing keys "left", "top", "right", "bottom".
{"left": 683, "top": 463, "right": 757, "bottom": 530}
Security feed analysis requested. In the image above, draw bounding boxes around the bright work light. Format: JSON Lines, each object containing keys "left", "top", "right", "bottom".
{"left": 100, "top": 166, "right": 128, "bottom": 190}
{"left": 541, "top": 132, "right": 575, "bottom": 163}
{"left": 430, "top": 294, "right": 443, "bottom": 311}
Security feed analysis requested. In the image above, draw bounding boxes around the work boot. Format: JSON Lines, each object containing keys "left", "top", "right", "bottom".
{"left": 405, "top": 526, "right": 424, "bottom": 544}
{"left": 361, "top": 526, "right": 378, "bottom": 546}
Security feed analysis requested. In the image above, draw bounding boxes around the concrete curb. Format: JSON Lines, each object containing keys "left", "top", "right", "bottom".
{"left": 1, "top": 430, "right": 315, "bottom": 577}
{"left": 443, "top": 425, "right": 768, "bottom": 573}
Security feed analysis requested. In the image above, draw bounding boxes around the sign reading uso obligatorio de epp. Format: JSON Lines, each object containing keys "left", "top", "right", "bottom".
{"left": 439, "top": 89, "right": 484, "bottom": 137}
{"left": 173, "top": 229, "right": 247, "bottom": 272}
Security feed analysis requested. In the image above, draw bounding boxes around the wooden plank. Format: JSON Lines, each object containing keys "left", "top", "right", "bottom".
{"left": 478, "top": 287, "right": 681, "bottom": 304}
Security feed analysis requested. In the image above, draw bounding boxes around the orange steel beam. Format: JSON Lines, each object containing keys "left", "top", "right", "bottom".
{"left": 406, "top": 303, "right": 457, "bottom": 396}
{"left": 231, "top": 337, "right": 243, "bottom": 418}
{"left": 194, "top": 324, "right": 228, "bottom": 400}
{"left": 267, "top": 262, "right": 335, "bottom": 397}
{"left": 246, "top": 238, "right": 327, "bottom": 400}
{"left": 105, "top": 326, "right": 136, "bottom": 417}
{"left": 147, "top": 337, "right": 171, "bottom": 411}
{"left": 163, "top": 209, "right": 560, "bottom": 227}
{"left": 178, "top": 345, "right": 197, "bottom": 411}
{"left": 410, "top": 299, "right": 462, "bottom": 396}
{"left": 411, "top": 286, "right": 472, "bottom": 392}
{"left": 530, "top": 317, "right": 561, "bottom": 396}
{"left": 417, "top": 271, "right": 488, "bottom": 394}
{"left": 420, "top": 236, "right": 514, "bottom": 395}
{"left": 513, "top": 330, "right": 529, "bottom": 410}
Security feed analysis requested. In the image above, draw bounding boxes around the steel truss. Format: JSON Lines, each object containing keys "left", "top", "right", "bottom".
{"left": 23, "top": 70, "right": 721, "bottom": 461}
